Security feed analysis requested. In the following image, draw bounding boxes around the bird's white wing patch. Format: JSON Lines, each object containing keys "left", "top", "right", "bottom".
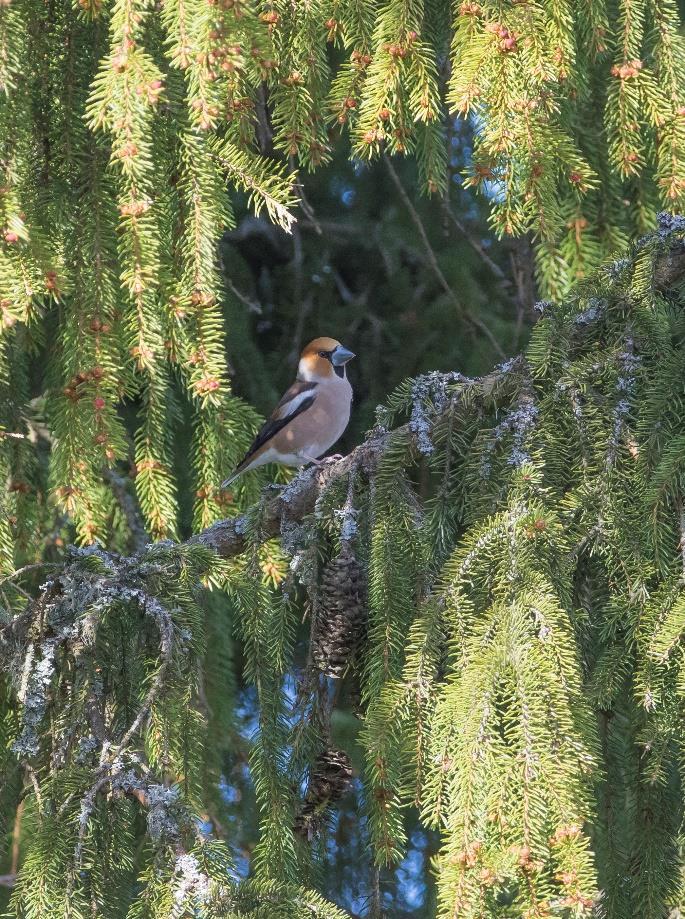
{"left": 275, "top": 386, "right": 318, "bottom": 419}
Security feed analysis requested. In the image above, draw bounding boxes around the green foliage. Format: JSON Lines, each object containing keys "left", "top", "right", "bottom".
{"left": 0, "top": 0, "right": 682, "bottom": 570}
{"left": 4, "top": 0, "right": 685, "bottom": 914}
{"left": 231, "top": 216, "right": 685, "bottom": 916}
{"left": 6, "top": 220, "right": 685, "bottom": 915}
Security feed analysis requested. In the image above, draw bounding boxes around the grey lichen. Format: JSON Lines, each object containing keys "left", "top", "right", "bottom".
{"left": 172, "top": 853, "right": 211, "bottom": 917}
{"left": 374, "top": 404, "right": 391, "bottom": 429}
{"left": 145, "top": 783, "right": 184, "bottom": 841}
{"left": 505, "top": 400, "right": 539, "bottom": 467}
{"left": 233, "top": 515, "right": 248, "bottom": 535}
{"left": 607, "top": 339, "right": 641, "bottom": 467}
{"left": 290, "top": 545, "right": 318, "bottom": 589}
{"left": 13, "top": 631, "right": 68, "bottom": 757}
{"left": 75, "top": 735, "right": 100, "bottom": 765}
{"left": 280, "top": 465, "right": 318, "bottom": 505}
{"left": 279, "top": 517, "right": 308, "bottom": 558}
{"left": 494, "top": 357, "right": 519, "bottom": 375}
{"left": 335, "top": 505, "right": 358, "bottom": 543}
{"left": 574, "top": 298, "right": 606, "bottom": 326}
{"left": 604, "top": 257, "right": 632, "bottom": 279}
{"left": 111, "top": 772, "right": 189, "bottom": 842}
{"left": 480, "top": 394, "right": 539, "bottom": 475}
{"left": 657, "top": 211, "right": 685, "bottom": 236}
{"left": 409, "top": 371, "right": 464, "bottom": 456}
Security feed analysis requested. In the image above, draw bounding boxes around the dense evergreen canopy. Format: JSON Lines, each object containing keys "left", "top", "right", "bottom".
{"left": 3, "top": 0, "right": 685, "bottom": 916}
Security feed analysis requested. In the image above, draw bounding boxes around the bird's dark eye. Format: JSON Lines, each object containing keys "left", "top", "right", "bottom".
{"left": 318, "top": 350, "right": 330, "bottom": 360}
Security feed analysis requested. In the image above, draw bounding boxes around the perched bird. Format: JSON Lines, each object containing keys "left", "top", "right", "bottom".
{"left": 221, "top": 337, "right": 355, "bottom": 487}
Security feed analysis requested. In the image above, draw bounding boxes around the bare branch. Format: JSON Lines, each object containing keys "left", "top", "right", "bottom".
{"left": 440, "top": 201, "right": 508, "bottom": 283}
{"left": 384, "top": 155, "right": 507, "bottom": 359}
{"left": 653, "top": 237, "right": 685, "bottom": 291}
{"left": 225, "top": 277, "right": 263, "bottom": 315}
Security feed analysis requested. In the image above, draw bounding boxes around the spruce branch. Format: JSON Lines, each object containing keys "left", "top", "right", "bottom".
{"left": 191, "top": 362, "right": 525, "bottom": 560}
{"left": 209, "top": 141, "right": 298, "bottom": 234}
{"left": 3, "top": 225, "right": 685, "bottom": 915}
{"left": 440, "top": 199, "right": 508, "bottom": 283}
{"left": 5, "top": 228, "right": 685, "bottom": 577}
{"left": 190, "top": 206, "right": 685, "bottom": 555}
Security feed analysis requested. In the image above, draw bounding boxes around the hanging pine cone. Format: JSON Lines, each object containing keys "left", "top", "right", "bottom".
{"left": 311, "top": 543, "right": 367, "bottom": 678}
{"left": 294, "top": 748, "right": 352, "bottom": 839}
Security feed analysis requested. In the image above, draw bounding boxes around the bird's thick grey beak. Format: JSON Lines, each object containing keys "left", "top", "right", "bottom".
{"left": 332, "top": 345, "right": 355, "bottom": 366}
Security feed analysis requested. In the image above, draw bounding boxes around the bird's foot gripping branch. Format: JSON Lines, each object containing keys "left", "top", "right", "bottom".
{"left": 4, "top": 219, "right": 685, "bottom": 915}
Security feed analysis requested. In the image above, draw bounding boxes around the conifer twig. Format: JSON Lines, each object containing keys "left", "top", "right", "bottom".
{"left": 0, "top": 561, "right": 59, "bottom": 584}
{"left": 677, "top": 495, "right": 685, "bottom": 579}
{"left": 384, "top": 155, "right": 506, "bottom": 359}
{"left": 440, "top": 201, "right": 508, "bottom": 283}
{"left": 109, "top": 600, "right": 174, "bottom": 760}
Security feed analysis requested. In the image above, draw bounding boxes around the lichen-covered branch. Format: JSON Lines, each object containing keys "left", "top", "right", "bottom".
{"left": 4, "top": 222, "right": 685, "bottom": 916}
{"left": 190, "top": 358, "right": 527, "bottom": 560}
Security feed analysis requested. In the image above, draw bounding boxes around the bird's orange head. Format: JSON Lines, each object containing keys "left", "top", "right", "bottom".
{"left": 298, "top": 337, "right": 355, "bottom": 381}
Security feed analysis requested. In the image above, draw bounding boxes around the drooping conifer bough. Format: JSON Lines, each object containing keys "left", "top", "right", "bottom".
{"left": 4, "top": 219, "right": 685, "bottom": 916}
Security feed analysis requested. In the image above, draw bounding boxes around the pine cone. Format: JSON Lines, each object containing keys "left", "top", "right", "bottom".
{"left": 311, "top": 544, "right": 367, "bottom": 678}
{"left": 294, "top": 748, "right": 352, "bottom": 839}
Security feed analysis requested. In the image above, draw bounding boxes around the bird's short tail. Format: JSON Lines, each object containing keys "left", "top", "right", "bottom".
{"left": 220, "top": 470, "right": 240, "bottom": 489}
{"left": 221, "top": 457, "right": 251, "bottom": 489}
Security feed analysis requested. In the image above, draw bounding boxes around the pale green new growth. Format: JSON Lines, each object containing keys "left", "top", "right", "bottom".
{"left": 1, "top": 0, "right": 685, "bottom": 915}
{"left": 3, "top": 221, "right": 685, "bottom": 915}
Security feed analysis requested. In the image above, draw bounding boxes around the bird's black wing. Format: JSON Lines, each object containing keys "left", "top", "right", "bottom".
{"left": 239, "top": 394, "right": 316, "bottom": 465}
{"left": 229, "top": 379, "right": 319, "bottom": 477}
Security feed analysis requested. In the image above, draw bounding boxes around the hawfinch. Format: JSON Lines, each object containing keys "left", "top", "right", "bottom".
{"left": 221, "top": 337, "right": 355, "bottom": 487}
